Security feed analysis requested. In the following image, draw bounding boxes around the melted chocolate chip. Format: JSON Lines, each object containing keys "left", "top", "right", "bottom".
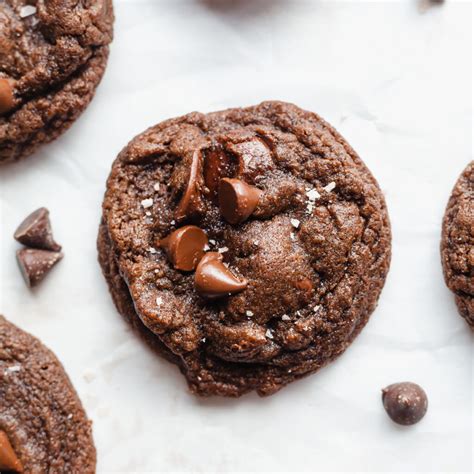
{"left": 16, "top": 249, "right": 63, "bottom": 288}
{"left": 0, "top": 431, "right": 23, "bottom": 473}
{"left": 0, "top": 79, "right": 14, "bottom": 116}
{"left": 218, "top": 178, "right": 262, "bottom": 224}
{"left": 382, "top": 382, "right": 428, "bottom": 426}
{"left": 195, "top": 252, "right": 248, "bottom": 299}
{"left": 14, "top": 208, "right": 62, "bottom": 251}
{"left": 175, "top": 150, "right": 204, "bottom": 221}
{"left": 159, "top": 225, "right": 208, "bottom": 271}
{"left": 226, "top": 137, "right": 274, "bottom": 180}
{"left": 203, "top": 148, "right": 238, "bottom": 199}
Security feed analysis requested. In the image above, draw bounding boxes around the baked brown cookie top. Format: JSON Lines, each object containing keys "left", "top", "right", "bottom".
{"left": 0, "top": 0, "right": 114, "bottom": 163}
{"left": 441, "top": 162, "right": 474, "bottom": 328}
{"left": 100, "top": 101, "right": 392, "bottom": 397}
{"left": 0, "top": 315, "right": 96, "bottom": 473}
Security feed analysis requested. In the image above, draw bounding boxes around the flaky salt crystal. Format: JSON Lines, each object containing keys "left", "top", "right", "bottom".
{"left": 324, "top": 181, "right": 336, "bottom": 192}
{"left": 141, "top": 198, "right": 153, "bottom": 208}
{"left": 20, "top": 5, "right": 36, "bottom": 18}
{"left": 290, "top": 218, "right": 300, "bottom": 228}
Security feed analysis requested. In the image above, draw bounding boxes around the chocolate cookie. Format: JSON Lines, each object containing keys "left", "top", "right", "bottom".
{"left": 0, "top": 315, "right": 96, "bottom": 472}
{"left": 0, "top": 0, "right": 114, "bottom": 164}
{"left": 98, "top": 101, "right": 392, "bottom": 397}
{"left": 441, "top": 162, "right": 474, "bottom": 328}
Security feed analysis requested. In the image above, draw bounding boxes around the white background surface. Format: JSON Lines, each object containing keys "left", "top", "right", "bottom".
{"left": 0, "top": 0, "right": 472, "bottom": 472}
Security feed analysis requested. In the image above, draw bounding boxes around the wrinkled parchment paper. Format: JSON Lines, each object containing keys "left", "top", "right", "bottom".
{"left": 0, "top": 1, "right": 472, "bottom": 472}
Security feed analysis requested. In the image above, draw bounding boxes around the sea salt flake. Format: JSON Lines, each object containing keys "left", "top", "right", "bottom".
{"left": 67, "top": 414, "right": 73, "bottom": 420}
{"left": 254, "top": 241, "right": 259, "bottom": 246}
{"left": 265, "top": 329, "right": 274, "bottom": 339}
{"left": 218, "top": 247, "right": 229, "bottom": 253}
{"left": 246, "top": 310, "right": 254, "bottom": 317}
{"left": 313, "top": 305, "right": 321, "bottom": 312}
{"left": 20, "top": 5, "right": 36, "bottom": 17}
{"left": 203, "top": 244, "right": 210, "bottom": 251}
{"left": 306, "top": 189, "right": 320, "bottom": 201}
{"left": 201, "top": 337, "right": 206, "bottom": 343}
{"left": 170, "top": 220, "right": 176, "bottom": 225}
{"left": 6, "top": 365, "right": 21, "bottom": 373}
{"left": 156, "top": 297, "right": 163, "bottom": 306}
{"left": 209, "top": 239, "right": 216, "bottom": 246}
{"left": 149, "top": 247, "right": 157, "bottom": 254}
{"left": 281, "top": 314, "right": 290, "bottom": 321}
{"left": 153, "top": 183, "right": 160, "bottom": 192}
{"left": 290, "top": 233, "right": 296, "bottom": 241}
{"left": 324, "top": 181, "right": 336, "bottom": 192}
{"left": 290, "top": 218, "right": 300, "bottom": 228}
{"left": 141, "top": 198, "right": 153, "bottom": 208}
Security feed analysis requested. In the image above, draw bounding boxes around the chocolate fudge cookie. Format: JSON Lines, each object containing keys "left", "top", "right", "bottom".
{"left": 0, "top": 315, "right": 96, "bottom": 472}
{"left": 0, "top": 0, "right": 114, "bottom": 164}
{"left": 441, "top": 162, "right": 474, "bottom": 328}
{"left": 98, "top": 101, "right": 392, "bottom": 397}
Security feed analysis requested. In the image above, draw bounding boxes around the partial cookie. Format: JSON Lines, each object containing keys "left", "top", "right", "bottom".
{"left": 0, "top": 0, "right": 114, "bottom": 163}
{"left": 0, "top": 315, "right": 96, "bottom": 472}
{"left": 441, "top": 162, "right": 474, "bottom": 328}
{"left": 99, "top": 101, "right": 392, "bottom": 397}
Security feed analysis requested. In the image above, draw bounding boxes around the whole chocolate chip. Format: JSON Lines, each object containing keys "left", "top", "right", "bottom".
{"left": 195, "top": 252, "right": 248, "bottom": 299}
{"left": 0, "top": 430, "right": 23, "bottom": 473}
{"left": 159, "top": 225, "right": 208, "bottom": 271}
{"left": 14, "top": 207, "right": 62, "bottom": 251}
{"left": 0, "top": 78, "right": 14, "bottom": 115}
{"left": 382, "top": 382, "right": 428, "bottom": 426}
{"left": 218, "top": 178, "right": 262, "bottom": 224}
{"left": 16, "top": 249, "right": 63, "bottom": 288}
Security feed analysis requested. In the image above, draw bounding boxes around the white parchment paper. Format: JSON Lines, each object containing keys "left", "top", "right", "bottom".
{"left": 0, "top": 1, "right": 472, "bottom": 472}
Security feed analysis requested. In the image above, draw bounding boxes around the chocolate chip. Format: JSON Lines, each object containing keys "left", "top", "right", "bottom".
{"left": 14, "top": 208, "right": 62, "bottom": 251}
{"left": 16, "top": 249, "right": 63, "bottom": 288}
{"left": 203, "top": 148, "right": 238, "bottom": 199}
{"left": 175, "top": 150, "right": 204, "bottom": 220}
{"left": 382, "top": 382, "right": 428, "bottom": 426}
{"left": 225, "top": 137, "right": 274, "bottom": 180}
{"left": 159, "top": 225, "right": 208, "bottom": 271}
{"left": 218, "top": 178, "right": 262, "bottom": 224}
{"left": 0, "top": 430, "right": 23, "bottom": 473}
{"left": 195, "top": 252, "right": 248, "bottom": 298}
{"left": 0, "top": 78, "right": 14, "bottom": 116}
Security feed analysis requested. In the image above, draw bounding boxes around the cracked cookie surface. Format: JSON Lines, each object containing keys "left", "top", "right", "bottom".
{"left": 0, "top": 315, "right": 96, "bottom": 473}
{"left": 441, "top": 162, "right": 474, "bottom": 328}
{"left": 0, "top": 0, "right": 114, "bottom": 163}
{"left": 98, "top": 101, "right": 392, "bottom": 397}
